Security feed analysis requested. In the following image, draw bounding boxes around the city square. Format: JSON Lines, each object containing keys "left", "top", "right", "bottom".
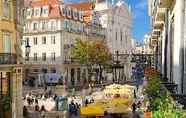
{"left": 0, "top": 0, "right": 186, "bottom": 118}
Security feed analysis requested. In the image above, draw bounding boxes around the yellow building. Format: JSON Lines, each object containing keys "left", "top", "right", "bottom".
{"left": 0, "top": 0, "right": 24, "bottom": 118}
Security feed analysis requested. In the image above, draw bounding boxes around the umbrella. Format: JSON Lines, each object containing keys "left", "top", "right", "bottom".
{"left": 80, "top": 105, "right": 104, "bottom": 116}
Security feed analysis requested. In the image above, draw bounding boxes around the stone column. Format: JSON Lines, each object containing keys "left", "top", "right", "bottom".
{"left": 12, "top": 67, "right": 23, "bottom": 118}
{"left": 174, "top": 0, "right": 185, "bottom": 93}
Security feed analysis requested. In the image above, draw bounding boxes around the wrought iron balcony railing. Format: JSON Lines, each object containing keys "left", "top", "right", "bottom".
{"left": 0, "top": 53, "right": 17, "bottom": 64}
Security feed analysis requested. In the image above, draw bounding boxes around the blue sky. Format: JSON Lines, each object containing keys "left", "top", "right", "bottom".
{"left": 64, "top": 0, "right": 150, "bottom": 43}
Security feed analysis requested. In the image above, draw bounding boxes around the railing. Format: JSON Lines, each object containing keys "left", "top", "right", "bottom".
{"left": 0, "top": 53, "right": 17, "bottom": 64}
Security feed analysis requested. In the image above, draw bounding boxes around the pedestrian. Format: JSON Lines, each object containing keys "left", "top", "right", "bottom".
{"left": 134, "top": 89, "right": 137, "bottom": 98}
{"left": 40, "top": 105, "right": 46, "bottom": 118}
{"left": 69, "top": 100, "right": 77, "bottom": 116}
{"left": 132, "top": 102, "right": 136, "bottom": 113}
{"left": 40, "top": 105, "right": 46, "bottom": 112}
{"left": 136, "top": 84, "right": 139, "bottom": 92}
{"left": 137, "top": 101, "right": 142, "bottom": 109}
{"left": 53, "top": 94, "right": 58, "bottom": 100}
{"left": 85, "top": 99, "right": 89, "bottom": 107}
{"left": 35, "top": 104, "right": 40, "bottom": 111}
{"left": 23, "top": 106, "right": 28, "bottom": 118}
{"left": 35, "top": 98, "right": 38, "bottom": 104}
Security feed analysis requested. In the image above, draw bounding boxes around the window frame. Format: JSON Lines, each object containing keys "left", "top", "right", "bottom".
{"left": 2, "top": 0, "right": 11, "bottom": 19}
{"left": 42, "top": 36, "right": 46, "bottom": 44}
{"left": 42, "top": 52, "right": 46, "bottom": 61}
{"left": 33, "top": 37, "right": 38, "bottom": 45}
{"left": 51, "top": 35, "right": 56, "bottom": 44}
{"left": 51, "top": 52, "right": 56, "bottom": 61}
{"left": 33, "top": 53, "right": 38, "bottom": 61}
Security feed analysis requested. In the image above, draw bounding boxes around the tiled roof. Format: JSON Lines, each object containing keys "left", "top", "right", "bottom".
{"left": 66, "top": 2, "right": 93, "bottom": 11}
{"left": 31, "top": 0, "right": 61, "bottom": 18}
{"left": 31, "top": 0, "right": 59, "bottom": 7}
{"left": 66, "top": 2, "right": 93, "bottom": 24}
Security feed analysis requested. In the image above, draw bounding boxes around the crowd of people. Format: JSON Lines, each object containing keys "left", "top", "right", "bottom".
{"left": 23, "top": 88, "right": 58, "bottom": 118}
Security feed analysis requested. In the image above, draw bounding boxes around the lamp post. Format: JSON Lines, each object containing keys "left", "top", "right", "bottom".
{"left": 24, "top": 41, "right": 31, "bottom": 61}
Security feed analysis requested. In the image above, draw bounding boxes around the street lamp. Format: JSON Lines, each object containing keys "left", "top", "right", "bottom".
{"left": 24, "top": 41, "right": 31, "bottom": 61}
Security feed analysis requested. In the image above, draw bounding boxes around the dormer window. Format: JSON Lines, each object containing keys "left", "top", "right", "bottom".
{"left": 79, "top": 11, "right": 83, "bottom": 21}
{"left": 73, "top": 9, "right": 78, "bottom": 20}
{"left": 26, "top": 8, "right": 32, "bottom": 18}
{"left": 67, "top": 7, "right": 71, "bottom": 18}
{"left": 62, "top": 7, "right": 66, "bottom": 16}
{"left": 42, "top": 7, "right": 49, "bottom": 15}
{"left": 34, "top": 8, "right": 41, "bottom": 17}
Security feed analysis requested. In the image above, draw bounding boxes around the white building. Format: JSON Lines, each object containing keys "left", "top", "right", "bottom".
{"left": 148, "top": 0, "right": 186, "bottom": 94}
{"left": 22, "top": 0, "right": 105, "bottom": 86}
{"left": 95, "top": 0, "right": 133, "bottom": 79}
{"left": 143, "top": 34, "right": 154, "bottom": 54}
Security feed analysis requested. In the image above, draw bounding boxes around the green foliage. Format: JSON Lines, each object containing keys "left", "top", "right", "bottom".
{"left": 144, "top": 77, "right": 186, "bottom": 118}
{"left": 72, "top": 38, "right": 111, "bottom": 65}
{"left": 71, "top": 38, "right": 90, "bottom": 64}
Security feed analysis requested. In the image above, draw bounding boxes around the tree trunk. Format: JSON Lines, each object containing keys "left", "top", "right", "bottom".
{"left": 99, "top": 64, "right": 103, "bottom": 84}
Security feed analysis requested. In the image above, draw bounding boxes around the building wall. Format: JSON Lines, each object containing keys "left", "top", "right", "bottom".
{"left": 0, "top": 0, "right": 17, "bottom": 54}
{"left": 0, "top": 0, "right": 24, "bottom": 117}
{"left": 148, "top": 0, "right": 186, "bottom": 94}
{"left": 22, "top": 32, "right": 62, "bottom": 65}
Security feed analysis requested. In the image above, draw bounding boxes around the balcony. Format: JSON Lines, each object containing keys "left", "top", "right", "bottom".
{"left": 0, "top": 53, "right": 17, "bottom": 64}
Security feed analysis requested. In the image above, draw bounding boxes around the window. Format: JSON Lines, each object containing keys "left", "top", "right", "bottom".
{"left": 120, "top": 30, "right": 122, "bottom": 41}
{"left": 115, "top": 31, "right": 117, "bottom": 40}
{"left": 34, "top": 8, "right": 40, "bottom": 16}
{"left": 33, "top": 23, "right": 38, "bottom": 30}
{"left": 42, "top": 21, "right": 47, "bottom": 30}
{"left": 62, "top": 7, "right": 66, "bottom": 16}
{"left": 3, "top": 32, "right": 11, "bottom": 53}
{"left": 42, "top": 36, "right": 46, "bottom": 44}
{"left": 68, "top": 8, "right": 71, "bottom": 17}
{"left": 79, "top": 11, "right": 83, "bottom": 21}
{"left": 51, "top": 21, "right": 55, "bottom": 30}
{"left": 33, "top": 37, "right": 37, "bottom": 45}
{"left": 51, "top": 52, "right": 55, "bottom": 61}
{"left": 3, "top": 0, "right": 10, "bottom": 19}
{"left": 26, "top": 37, "right": 29, "bottom": 45}
{"left": 42, "top": 53, "right": 46, "bottom": 61}
{"left": 27, "top": 9, "right": 32, "bottom": 17}
{"left": 34, "top": 53, "right": 37, "bottom": 61}
{"left": 42, "top": 7, "right": 48, "bottom": 15}
{"left": 51, "top": 36, "right": 56, "bottom": 44}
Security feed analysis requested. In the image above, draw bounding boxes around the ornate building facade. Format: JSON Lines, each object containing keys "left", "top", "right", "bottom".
{"left": 95, "top": 0, "right": 133, "bottom": 79}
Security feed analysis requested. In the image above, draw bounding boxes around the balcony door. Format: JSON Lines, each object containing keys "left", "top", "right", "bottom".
{"left": 3, "top": 32, "right": 11, "bottom": 53}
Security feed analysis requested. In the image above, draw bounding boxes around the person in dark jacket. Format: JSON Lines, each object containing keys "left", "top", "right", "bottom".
{"left": 23, "top": 106, "right": 28, "bottom": 118}
{"left": 132, "top": 102, "right": 136, "bottom": 113}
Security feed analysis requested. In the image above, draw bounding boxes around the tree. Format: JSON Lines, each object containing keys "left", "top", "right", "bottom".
{"left": 72, "top": 38, "right": 111, "bottom": 84}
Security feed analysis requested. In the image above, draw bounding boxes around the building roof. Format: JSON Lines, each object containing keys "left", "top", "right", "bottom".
{"left": 31, "top": 0, "right": 61, "bottom": 18}
{"left": 31, "top": 0, "right": 59, "bottom": 7}
{"left": 66, "top": 2, "right": 93, "bottom": 11}
{"left": 65, "top": 2, "right": 94, "bottom": 24}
